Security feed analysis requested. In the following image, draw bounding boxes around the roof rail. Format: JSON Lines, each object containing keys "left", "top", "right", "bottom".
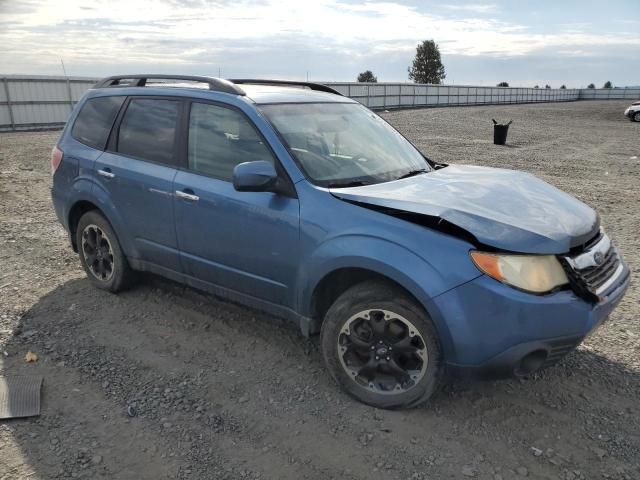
{"left": 94, "top": 74, "right": 246, "bottom": 96}
{"left": 229, "top": 79, "right": 343, "bottom": 96}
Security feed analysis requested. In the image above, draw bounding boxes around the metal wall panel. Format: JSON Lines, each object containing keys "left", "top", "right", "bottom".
{"left": 400, "top": 85, "right": 414, "bottom": 95}
{"left": 0, "top": 76, "right": 96, "bottom": 131}
{"left": 368, "top": 85, "right": 385, "bottom": 96}
{"left": 0, "top": 105, "right": 11, "bottom": 125}
{"left": 2, "top": 76, "right": 636, "bottom": 131}
{"left": 400, "top": 95, "right": 414, "bottom": 105}
{"left": 386, "top": 85, "right": 400, "bottom": 95}
{"left": 348, "top": 84, "right": 368, "bottom": 97}
{"left": 9, "top": 81, "right": 68, "bottom": 101}
{"left": 11, "top": 103, "right": 70, "bottom": 124}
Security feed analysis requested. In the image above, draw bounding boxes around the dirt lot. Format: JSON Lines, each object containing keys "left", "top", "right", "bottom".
{"left": 0, "top": 100, "right": 638, "bottom": 480}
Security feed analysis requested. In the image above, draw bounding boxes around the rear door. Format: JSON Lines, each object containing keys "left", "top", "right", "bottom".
{"left": 173, "top": 100, "right": 300, "bottom": 307}
{"left": 95, "top": 96, "right": 183, "bottom": 272}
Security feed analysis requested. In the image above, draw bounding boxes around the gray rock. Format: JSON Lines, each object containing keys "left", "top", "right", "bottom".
{"left": 462, "top": 466, "right": 476, "bottom": 477}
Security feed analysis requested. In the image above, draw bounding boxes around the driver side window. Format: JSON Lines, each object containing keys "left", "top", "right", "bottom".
{"left": 188, "top": 102, "right": 275, "bottom": 181}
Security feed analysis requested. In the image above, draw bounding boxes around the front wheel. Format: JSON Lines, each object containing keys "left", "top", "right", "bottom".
{"left": 633, "top": 111, "right": 640, "bottom": 122}
{"left": 320, "top": 281, "right": 443, "bottom": 409}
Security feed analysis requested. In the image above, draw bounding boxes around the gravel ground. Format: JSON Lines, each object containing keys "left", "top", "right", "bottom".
{"left": 0, "top": 100, "right": 638, "bottom": 480}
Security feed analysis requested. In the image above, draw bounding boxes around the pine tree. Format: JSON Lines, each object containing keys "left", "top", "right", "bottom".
{"left": 357, "top": 70, "right": 377, "bottom": 83}
{"left": 408, "top": 40, "right": 446, "bottom": 84}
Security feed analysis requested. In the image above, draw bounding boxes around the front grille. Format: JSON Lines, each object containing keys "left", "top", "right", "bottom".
{"left": 561, "top": 233, "right": 623, "bottom": 301}
{"left": 578, "top": 248, "right": 620, "bottom": 290}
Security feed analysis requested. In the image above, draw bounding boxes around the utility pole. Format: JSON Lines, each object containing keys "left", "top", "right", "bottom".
{"left": 60, "top": 59, "right": 73, "bottom": 113}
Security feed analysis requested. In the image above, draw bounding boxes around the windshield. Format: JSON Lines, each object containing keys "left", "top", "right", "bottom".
{"left": 259, "top": 102, "right": 432, "bottom": 187}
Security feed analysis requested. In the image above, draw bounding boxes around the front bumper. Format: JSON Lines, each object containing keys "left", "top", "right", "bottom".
{"left": 427, "top": 263, "right": 630, "bottom": 379}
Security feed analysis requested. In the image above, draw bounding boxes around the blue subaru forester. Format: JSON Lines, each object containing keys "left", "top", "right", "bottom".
{"left": 51, "top": 75, "right": 630, "bottom": 409}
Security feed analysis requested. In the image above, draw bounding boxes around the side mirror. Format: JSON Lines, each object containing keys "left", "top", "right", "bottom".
{"left": 233, "top": 161, "right": 278, "bottom": 192}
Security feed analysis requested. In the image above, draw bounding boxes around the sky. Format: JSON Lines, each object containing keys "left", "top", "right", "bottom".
{"left": 1, "top": 0, "right": 639, "bottom": 87}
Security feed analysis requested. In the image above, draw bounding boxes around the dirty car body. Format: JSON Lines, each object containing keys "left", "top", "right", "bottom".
{"left": 51, "top": 75, "right": 630, "bottom": 408}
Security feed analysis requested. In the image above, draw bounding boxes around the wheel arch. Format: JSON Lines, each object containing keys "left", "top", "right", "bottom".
{"left": 66, "top": 187, "right": 137, "bottom": 259}
{"left": 310, "top": 267, "right": 426, "bottom": 327}
{"left": 68, "top": 200, "right": 101, "bottom": 252}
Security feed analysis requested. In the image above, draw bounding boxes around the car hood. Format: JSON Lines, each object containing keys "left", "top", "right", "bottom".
{"left": 330, "top": 165, "right": 599, "bottom": 254}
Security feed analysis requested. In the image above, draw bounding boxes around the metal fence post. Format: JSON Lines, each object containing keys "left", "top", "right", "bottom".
{"left": 2, "top": 77, "right": 16, "bottom": 131}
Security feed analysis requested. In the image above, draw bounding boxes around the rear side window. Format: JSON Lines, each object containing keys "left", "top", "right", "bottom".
{"left": 71, "top": 96, "right": 125, "bottom": 149}
{"left": 188, "top": 102, "right": 275, "bottom": 181}
{"left": 117, "top": 98, "right": 180, "bottom": 165}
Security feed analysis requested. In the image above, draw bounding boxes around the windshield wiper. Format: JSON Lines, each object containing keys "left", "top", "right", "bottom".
{"left": 327, "top": 180, "right": 371, "bottom": 188}
{"left": 396, "top": 169, "right": 429, "bottom": 180}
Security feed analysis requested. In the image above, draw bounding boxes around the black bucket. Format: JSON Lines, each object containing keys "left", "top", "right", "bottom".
{"left": 492, "top": 119, "right": 512, "bottom": 145}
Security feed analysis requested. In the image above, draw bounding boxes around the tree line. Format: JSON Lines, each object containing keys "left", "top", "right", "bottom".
{"left": 357, "top": 40, "right": 614, "bottom": 89}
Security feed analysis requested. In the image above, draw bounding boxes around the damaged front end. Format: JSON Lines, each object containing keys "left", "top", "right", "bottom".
{"left": 328, "top": 164, "right": 630, "bottom": 302}
{"left": 329, "top": 164, "right": 600, "bottom": 255}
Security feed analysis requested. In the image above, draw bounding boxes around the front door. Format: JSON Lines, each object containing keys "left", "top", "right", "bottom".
{"left": 173, "top": 101, "right": 300, "bottom": 307}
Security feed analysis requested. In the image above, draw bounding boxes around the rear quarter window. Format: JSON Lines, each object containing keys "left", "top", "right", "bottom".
{"left": 71, "top": 96, "right": 125, "bottom": 149}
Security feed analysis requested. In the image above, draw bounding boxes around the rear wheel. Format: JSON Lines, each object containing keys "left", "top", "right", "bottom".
{"left": 320, "top": 281, "right": 442, "bottom": 409}
{"left": 76, "top": 211, "right": 133, "bottom": 292}
{"left": 633, "top": 111, "right": 640, "bottom": 122}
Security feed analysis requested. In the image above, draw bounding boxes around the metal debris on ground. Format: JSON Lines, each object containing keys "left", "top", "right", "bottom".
{"left": 0, "top": 376, "right": 43, "bottom": 419}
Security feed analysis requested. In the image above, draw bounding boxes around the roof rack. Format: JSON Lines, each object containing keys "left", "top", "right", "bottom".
{"left": 94, "top": 75, "right": 246, "bottom": 96}
{"left": 229, "top": 79, "right": 343, "bottom": 96}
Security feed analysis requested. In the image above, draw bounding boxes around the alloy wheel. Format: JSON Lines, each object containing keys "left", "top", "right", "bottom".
{"left": 81, "top": 224, "right": 115, "bottom": 282}
{"left": 337, "top": 309, "right": 428, "bottom": 394}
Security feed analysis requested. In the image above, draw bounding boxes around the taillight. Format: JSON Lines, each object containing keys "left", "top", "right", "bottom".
{"left": 51, "top": 145, "right": 63, "bottom": 177}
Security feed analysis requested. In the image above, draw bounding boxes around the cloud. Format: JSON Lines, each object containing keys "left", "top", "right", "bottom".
{"left": 442, "top": 3, "right": 497, "bottom": 14}
{"left": 0, "top": 0, "right": 638, "bottom": 84}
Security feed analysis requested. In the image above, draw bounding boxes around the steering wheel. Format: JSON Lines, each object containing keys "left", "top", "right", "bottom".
{"left": 296, "top": 149, "right": 344, "bottom": 177}
{"left": 349, "top": 153, "right": 371, "bottom": 163}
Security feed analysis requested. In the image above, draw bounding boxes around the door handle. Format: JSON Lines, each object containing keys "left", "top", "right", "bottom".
{"left": 98, "top": 168, "right": 115, "bottom": 179}
{"left": 175, "top": 189, "right": 199, "bottom": 202}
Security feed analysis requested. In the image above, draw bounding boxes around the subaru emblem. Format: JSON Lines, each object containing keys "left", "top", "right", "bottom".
{"left": 593, "top": 251, "right": 605, "bottom": 266}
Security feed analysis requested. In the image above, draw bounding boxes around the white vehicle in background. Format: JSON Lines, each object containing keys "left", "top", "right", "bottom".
{"left": 624, "top": 101, "right": 640, "bottom": 122}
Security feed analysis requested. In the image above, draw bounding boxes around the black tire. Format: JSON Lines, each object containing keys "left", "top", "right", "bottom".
{"left": 320, "top": 280, "right": 443, "bottom": 409}
{"left": 633, "top": 111, "right": 640, "bottom": 122}
{"left": 76, "top": 210, "right": 134, "bottom": 293}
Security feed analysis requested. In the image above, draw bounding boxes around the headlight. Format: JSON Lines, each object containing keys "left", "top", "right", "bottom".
{"left": 470, "top": 251, "right": 569, "bottom": 293}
